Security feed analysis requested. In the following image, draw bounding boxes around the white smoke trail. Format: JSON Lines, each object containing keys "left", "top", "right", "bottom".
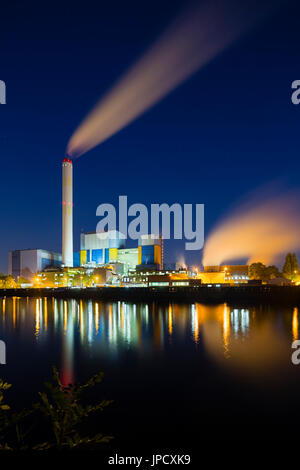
{"left": 67, "top": 0, "right": 278, "bottom": 158}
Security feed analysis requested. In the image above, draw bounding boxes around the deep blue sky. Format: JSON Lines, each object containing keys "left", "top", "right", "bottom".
{"left": 1, "top": 0, "right": 300, "bottom": 272}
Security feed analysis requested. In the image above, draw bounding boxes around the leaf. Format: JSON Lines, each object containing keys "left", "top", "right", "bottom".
{"left": 0, "top": 405, "right": 10, "bottom": 411}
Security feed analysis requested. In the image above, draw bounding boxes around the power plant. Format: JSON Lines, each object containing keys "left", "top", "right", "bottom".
{"left": 62, "top": 157, "right": 73, "bottom": 267}
{"left": 8, "top": 157, "right": 163, "bottom": 280}
{"left": 8, "top": 156, "right": 251, "bottom": 286}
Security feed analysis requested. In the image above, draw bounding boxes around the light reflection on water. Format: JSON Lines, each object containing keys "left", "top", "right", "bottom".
{"left": 0, "top": 297, "right": 298, "bottom": 384}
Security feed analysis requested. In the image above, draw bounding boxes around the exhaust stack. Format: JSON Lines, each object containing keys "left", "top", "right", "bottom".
{"left": 62, "top": 157, "right": 73, "bottom": 267}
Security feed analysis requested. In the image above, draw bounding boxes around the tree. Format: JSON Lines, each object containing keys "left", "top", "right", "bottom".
{"left": 249, "top": 262, "right": 267, "bottom": 280}
{"left": 282, "top": 253, "right": 299, "bottom": 280}
{"left": 265, "top": 265, "right": 280, "bottom": 280}
{"left": 0, "top": 368, "right": 112, "bottom": 451}
{"left": 35, "top": 367, "right": 112, "bottom": 450}
{"left": 249, "top": 262, "right": 281, "bottom": 281}
{"left": 0, "top": 275, "right": 16, "bottom": 289}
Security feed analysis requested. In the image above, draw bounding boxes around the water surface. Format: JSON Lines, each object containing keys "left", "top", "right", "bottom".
{"left": 0, "top": 296, "right": 299, "bottom": 444}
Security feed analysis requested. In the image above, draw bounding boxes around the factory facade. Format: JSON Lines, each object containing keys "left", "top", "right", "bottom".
{"left": 77, "top": 231, "right": 162, "bottom": 274}
{"left": 200, "top": 265, "right": 249, "bottom": 284}
{"left": 8, "top": 249, "right": 62, "bottom": 279}
{"left": 61, "top": 158, "right": 162, "bottom": 274}
{"left": 9, "top": 233, "right": 162, "bottom": 280}
{"left": 8, "top": 158, "right": 250, "bottom": 285}
{"left": 9, "top": 158, "right": 162, "bottom": 280}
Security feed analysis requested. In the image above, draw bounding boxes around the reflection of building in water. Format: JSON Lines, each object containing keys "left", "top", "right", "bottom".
{"left": 293, "top": 307, "right": 299, "bottom": 341}
{"left": 223, "top": 304, "right": 230, "bottom": 358}
{"left": 61, "top": 300, "right": 75, "bottom": 386}
{"left": 168, "top": 305, "right": 173, "bottom": 337}
{"left": 191, "top": 304, "right": 199, "bottom": 343}
{"left": 26, "top": 298, "right": 190, "bottom": 355}
{"left": 191, "top": 304, "right": 250, "bottom": 358}
{"left": 0, "top": 297, "right": 298, "bottom": 381}
{"left": 231, "top": 308, "right": 249, "bottom": 336}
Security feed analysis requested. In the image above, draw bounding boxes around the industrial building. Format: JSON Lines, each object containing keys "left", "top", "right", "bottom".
{"left": 78, "top": 231, "right": 162, "bottom": 273}
{"left": 9, "top": 249, "right": 62, "bottom": 279}
{"left": 198, "top": 271, "right": 225, "bottom": 284}
{"left": 122, "top": 270, "right": 201, "bottom": 288}
{"left": 117, "top": 248, "right": 139, "bottom": 274}
{"left": 137, "top": 234, "right": 162, "bottom": 270}
{"left": 8, "top": 156, "right": 162, "bottom": 279}
{"left": 9, "top": 157, "right": 249, "bottom": 286}
{"left": 79, "top": 230, "right": 125, "bottom": 267}
{"left": 35, "top": 265, "right": 113, "bottom": 287}
{"left": 62, "top": 158, "right": 161, "bottom": 273}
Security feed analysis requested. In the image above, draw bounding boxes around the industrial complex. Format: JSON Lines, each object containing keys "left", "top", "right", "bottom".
{"left": 8, "top": 157, "right": 250, "bottom": 288}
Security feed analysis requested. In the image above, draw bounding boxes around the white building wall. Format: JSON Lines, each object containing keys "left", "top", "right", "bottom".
{"left": 62, "top": 159, "right": 73, "bottom": 266}
{"left": 21, "top": 250, "right": 39, "bottom": 275}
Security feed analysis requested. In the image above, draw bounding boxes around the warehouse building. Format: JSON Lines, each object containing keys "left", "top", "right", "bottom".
{"left": 78, "top": 231, "right": 162, "bottom": 272}
{"left": 117, "top": 248, "right": 139, "bottom": 274}
{"left": 9, "top": 249, "right": 62, "bottom": 279}
{"left": 122, "top": 271, "right": 201, "bottom": 288}
{"left": 79, "top": 230, "right": 125, "bottom": 267}
{"left": 137, "top": 234, "right": 162, "bottom": 270}
{"left": 202, "top": 265, "right": 249, "bottom": 284}
{"left": 9, "top": 232, "right": 163, "bottom": 279}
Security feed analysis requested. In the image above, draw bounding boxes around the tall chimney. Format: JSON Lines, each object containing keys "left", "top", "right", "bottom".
{"left": 62, "top": 157, "right": 73, "bottom": 267}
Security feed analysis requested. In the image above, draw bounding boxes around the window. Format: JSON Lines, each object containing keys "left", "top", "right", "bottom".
{"left": 149, "top": 282, "right": 169, "bottom": 287}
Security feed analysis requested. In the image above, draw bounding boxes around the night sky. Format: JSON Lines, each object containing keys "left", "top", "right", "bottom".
{"left": 1, "top": 0, "right": 300, "bottom": 273}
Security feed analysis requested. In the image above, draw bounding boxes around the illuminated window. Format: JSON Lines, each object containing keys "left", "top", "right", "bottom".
{"left": 149, "top": 282, "right": 169, "bottom": 286}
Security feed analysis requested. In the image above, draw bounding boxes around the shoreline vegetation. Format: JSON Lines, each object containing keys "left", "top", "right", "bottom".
{"left": 0, "top": 368, "right": 113, "bottom": 451}
{"left": 1, "top": 285, "right": 300, "bottom": 305}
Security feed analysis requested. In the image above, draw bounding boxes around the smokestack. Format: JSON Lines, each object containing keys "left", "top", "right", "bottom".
{"left": 62, "top": 157, "right": 73, "bottom": 267}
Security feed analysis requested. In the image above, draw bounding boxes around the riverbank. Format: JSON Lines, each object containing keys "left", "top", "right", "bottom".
{"left": 0, "top": 285, "right": 300, "bottom": 305}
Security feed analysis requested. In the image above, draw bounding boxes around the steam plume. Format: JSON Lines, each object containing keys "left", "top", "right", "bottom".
{"left": 203, "top": 191, "right": 300, "bottom": 266}
{"left": 67, "top": 0, "right": 277, "bottom": 158}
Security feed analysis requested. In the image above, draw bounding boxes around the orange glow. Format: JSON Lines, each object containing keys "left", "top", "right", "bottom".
{"left": 12, "top": 297, "right": 16, "bottom": 328}
{"left": 35, "top": 299, "right": 40, "bottom": 336}
{"left": 44, "top": 298, "right": 48, "bottom": 331}
{"left": 293, "top": 307, "right": 298, "bottom": 341}
{"left": 198, "top": 272, "right": 225, "bottom": 284}
{"left": 67, "top": 0, "right": 275, "bottom": 158}
{"left": 203, "top": 192, "right": 300, "bottom": 266}
{"left": 223, "top": 304, "right": 230, "bottom": 358}
{"left": 193, "top": 306, "right": 199, "bottom": 343}
{"left": 168, "top": 305, "right": 173, "bottom": 336}
{"left": 63, "top": 301, "right": 67, "bottom": 332}
{"left": 95, "top": 303, "right": 99, "bottom": 334}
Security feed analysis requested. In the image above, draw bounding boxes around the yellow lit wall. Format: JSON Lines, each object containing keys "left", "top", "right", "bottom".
{"left": 109, "top": 248, "right": 118, "bottom": 262}
{"left": 198, "top": 272, "right": 225, "bottom": 284}
{"left": 138, "top": 246, "right": 142, "bottom": 265}
{"left": 154, "top": 245, "right": 162, "bottom": 267}
{"left": 80, "top": 250, "right": 87, "bottom": 265}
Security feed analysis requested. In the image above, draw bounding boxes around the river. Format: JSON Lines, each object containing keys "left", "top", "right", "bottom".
{"left": 0, "top": 296, "right": 299, "bottom": 445}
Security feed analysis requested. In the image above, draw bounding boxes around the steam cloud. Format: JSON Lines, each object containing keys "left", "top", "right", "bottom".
{"left": 67, "top": 0, "right": 277, "bottom": 158}
{"left": 203, "top": 192, "right": 300, "bottom": 266}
